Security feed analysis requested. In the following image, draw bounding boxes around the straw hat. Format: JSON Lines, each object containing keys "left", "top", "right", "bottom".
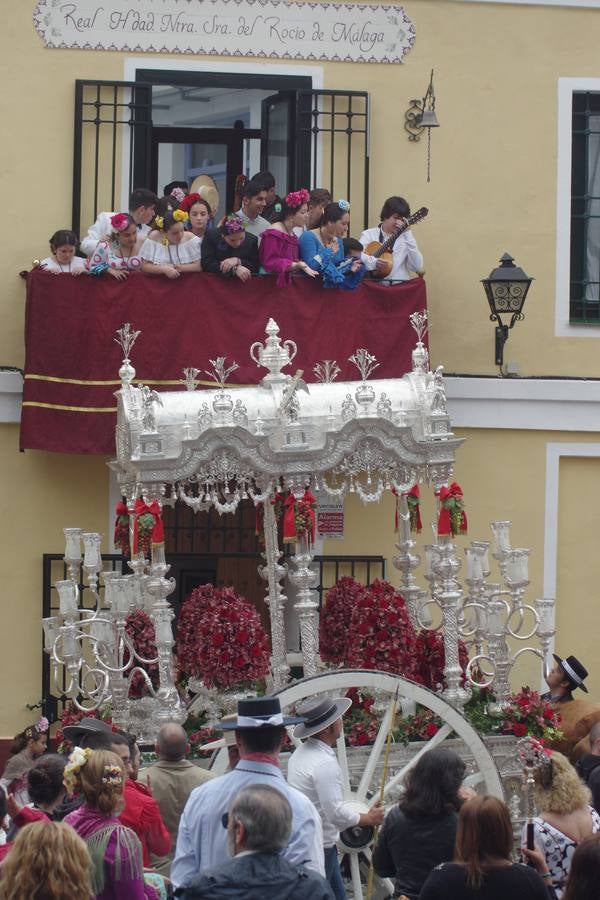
{"left": 190, "top": 174, "right": 219, "bottom": 216}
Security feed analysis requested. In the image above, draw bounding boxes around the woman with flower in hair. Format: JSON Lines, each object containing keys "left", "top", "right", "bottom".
{"left": 64, "top": 748, "right": 158, "bottom": 899}
{"left": 141, "top": 209, "right": 201, "bottom": 279}
{"left": 179, "top": 192, "right": 212, "bottom": 245}
{"left": 298, "top": 200, "right": 364, "bottom": 289}
{"left": 521, "top": 750, "right": 600, "bottom": 898}
{"left": 88, "top": 214, "right": 145, "bottom": 280}
{"left": 259, "top": 189, "right": 318, "bottom": 286}
{"left": 0, "top": 717, "right": 48, "bottom": 806}
{"left": 0, "top": 820, "right": 94, "bottom": 900}
{"left": 201, "top": 214, "right": 259, "bottom": 282}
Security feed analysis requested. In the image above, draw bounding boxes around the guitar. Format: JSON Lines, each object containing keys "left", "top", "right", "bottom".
{"left": 364, "top": 207, "right": 428, "bottom": 279}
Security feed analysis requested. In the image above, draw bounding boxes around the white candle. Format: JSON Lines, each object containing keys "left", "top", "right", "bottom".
{"left": 506, "top": 549, "right": 529, "bottom": 583}
{"left": 82, "top": 533, "right": 102, "bottom": 571}
{"left": 535, "top": 597, "right": 555, "bottom": 634}
{"left": 464, "top": 548, "right": 475, "bottom": 580}
{"left": 490, "top": 520, "right": 511, "bottom": 554}
{"left": 63, "top": 528, "right": 83, "bottom": 561}
{"left": 56, "top": 579, "right": 78, "bottom": 614}
{"left": 42, "top": 616, "right": 60, "bottom": 651}
{"left": 61, "top": 626, "right": 78, "bottom": 658}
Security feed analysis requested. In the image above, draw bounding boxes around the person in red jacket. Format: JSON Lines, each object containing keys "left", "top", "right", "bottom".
{"left": 109, "top": 732, "right": 171, "bottom": 867}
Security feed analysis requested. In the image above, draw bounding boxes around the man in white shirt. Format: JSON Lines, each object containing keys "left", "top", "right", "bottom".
{"left": 234, "top": 179, "right": 270, "bottom": 241}
{"left": 80, "top": 187, "right": 158, "bottom": 256}
{"left": 359, "top": 195, "right": 424, "bottom": 282}
{"left": 288, "top": 695, "right": 384, "bottom": 900}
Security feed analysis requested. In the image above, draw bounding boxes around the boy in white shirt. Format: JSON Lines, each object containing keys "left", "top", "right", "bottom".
{"left": 360, "top": 195, "right": 424, "bottom": 282}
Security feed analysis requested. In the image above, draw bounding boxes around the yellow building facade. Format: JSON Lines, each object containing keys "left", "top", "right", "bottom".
{"left": 1, "top": 0, "right": 600, "bottom": 736}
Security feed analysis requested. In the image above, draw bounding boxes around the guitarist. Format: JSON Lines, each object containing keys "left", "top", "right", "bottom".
{"left": 359, "top": 196, "right": 424, "bottom": 282}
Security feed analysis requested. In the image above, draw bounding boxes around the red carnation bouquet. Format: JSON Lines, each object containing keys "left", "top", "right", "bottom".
{"left": 124, "top": 608, "right": 160, "bottom": 698}
{"left": 319, "top": 576, "right": 364, "bottom": 664}
{"left": 499, "top": 687, "right": 562, "bottom": 742}
{"left": 345, "top": 579, "right": 417, "bottom": 678}
{"left": 412, "top": 629, "right": 469, "bottom": 691}
{"left": 176, "top": 584, "right": 270, "bottom": 690}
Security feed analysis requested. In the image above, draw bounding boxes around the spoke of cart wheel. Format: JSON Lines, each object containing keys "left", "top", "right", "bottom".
{"left": 356, "top": 693, "right": 398, "bottom": 802}
{"left": 382, "top": 723, "right": 452, "bottom": 800}
{"left": 350, "top": 852, "right": 364, "bottom": 899}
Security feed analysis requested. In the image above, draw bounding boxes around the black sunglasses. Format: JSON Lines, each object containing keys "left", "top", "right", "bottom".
{"left": 221, "top": 812, "right": 229, "bottom": 829}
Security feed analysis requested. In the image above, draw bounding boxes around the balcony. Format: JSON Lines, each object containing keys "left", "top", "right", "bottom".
{"left": 21, "top": 270, "right": 427, "bottom": 454}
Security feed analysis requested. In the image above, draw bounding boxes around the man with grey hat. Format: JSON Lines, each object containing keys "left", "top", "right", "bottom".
{"left": 288, "top": 695, "right": 384, "bottom": 900}
{"left": 171, "top": 697, "right": 324, "bottom": 889}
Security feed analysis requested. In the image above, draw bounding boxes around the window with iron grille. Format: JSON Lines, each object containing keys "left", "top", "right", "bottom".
{"left": 570, "top": 91, "right": 600, "bottom": 323}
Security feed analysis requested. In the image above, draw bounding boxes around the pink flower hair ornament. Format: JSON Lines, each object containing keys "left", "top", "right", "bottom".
{"left": 170, "top": 187, "right": 187, "bottom": 203}
{"left": 223, "top": 215, "right": 245, "bottom": 236}
{"left": 110, "top": 213, "right": 131, "bottom": 233}
{"left": 285, "top": 189, "right": 310, "bottom": 209}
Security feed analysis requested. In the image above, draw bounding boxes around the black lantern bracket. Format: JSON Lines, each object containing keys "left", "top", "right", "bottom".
{"left": 481, "top": 253, "right": 534, "bottom": 376}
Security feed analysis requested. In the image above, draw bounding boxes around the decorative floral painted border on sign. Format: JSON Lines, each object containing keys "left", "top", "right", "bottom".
{"left": 33, "top": 0, "right": 415, "bottom": 64}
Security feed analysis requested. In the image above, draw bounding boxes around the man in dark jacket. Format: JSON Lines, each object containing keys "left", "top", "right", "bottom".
{"left": 175, "top": 784, "right": 333, "bottom": 900}
{"left": 576, "top": 720, "right": 600, "bottom": 812}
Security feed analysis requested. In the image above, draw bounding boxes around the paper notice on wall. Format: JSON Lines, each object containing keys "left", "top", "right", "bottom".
{"left": 316, "top": 504, "right": 344, "bottom": 541}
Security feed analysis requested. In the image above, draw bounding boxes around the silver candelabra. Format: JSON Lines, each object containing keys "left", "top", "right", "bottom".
{"left": 393, "top": 503, "right": 555, "bottom": 710}
{"left": 42, "top": 527, "right": 185, "bottom": 740}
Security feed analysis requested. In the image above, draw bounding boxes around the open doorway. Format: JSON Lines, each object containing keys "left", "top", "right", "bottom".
{"left": 72, "top": 66, "right": 370, "bottom": 237}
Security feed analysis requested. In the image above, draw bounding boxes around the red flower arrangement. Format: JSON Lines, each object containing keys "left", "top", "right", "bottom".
{"left": 393, "top": 707, "right": 445, "bottom": 745}
{"left": 319, "top": 577, "right": 364, "bottom": 664}
{"left": 345, "top": 579, "right": 417, "bottom": 678}
{"left": 176, "top": 584, "right": 270, "bottom": 690}
{"left": 499, "top": 687, "right": 562, "bottom": 742}
{"left": 124, "top": 608, "right": 159, "bottom": 698}
{"left": 412, "top": 629, "right": 469, "bottom": 691}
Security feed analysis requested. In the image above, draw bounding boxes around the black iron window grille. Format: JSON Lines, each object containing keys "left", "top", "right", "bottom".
{"left": 570, "top": 91, "right": 600, "bottom": 323}
{"left": 73, "top": 80, "right": 153, "bottom": 239}
{"left": 297, "top": 89, "right": 370, "bottom": 230}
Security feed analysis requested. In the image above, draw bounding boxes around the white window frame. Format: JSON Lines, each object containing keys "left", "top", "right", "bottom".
{"left": 556, "top": 77, "right": 600, "bottom": 337}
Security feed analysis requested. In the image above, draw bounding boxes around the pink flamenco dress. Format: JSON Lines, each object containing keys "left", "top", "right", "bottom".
{"left": 64, "top": 804, "right": 158, "bottom": 900}
{"left": 259, "top": 228, "right": 300, "bottom": 287}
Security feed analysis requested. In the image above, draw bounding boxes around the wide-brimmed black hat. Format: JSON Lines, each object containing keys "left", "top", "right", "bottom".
{"left": 63, "top": 717, "right": 115, "bottom": 741}
{"left": 293, "top": 695, "right": 353, "bottom": 740}
{"left": 218, "top": 697, "right": 304, "bottom": 730}
{"left": 553, "top": 654, "right": 589, "bottom": 693}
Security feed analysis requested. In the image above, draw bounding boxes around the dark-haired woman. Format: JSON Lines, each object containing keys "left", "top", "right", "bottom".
{"left": 201, "top": 215, "right": 259, "bottom": 282}
{"left": 0, "top": 720, "right": 48, "bottom": 806}
{"left": 371, "top": 748, "right": 468, "bottom": 900}
{"left": 259, "top": 189, "right": 318, "bottom": 286}
{"left": 420, "top": 795, "right": 552, "bottom": 900}
{"left": 179, "top": 193, "right": 212, "bottom": 246}
{"left": 359, "top": 195, "right": 423, "bottom": 282}
{"left": 6, "top": 753, "right": 67, "bottom": 839}
{"left": 298, "top": 200, "right": 364, "bottom": 290}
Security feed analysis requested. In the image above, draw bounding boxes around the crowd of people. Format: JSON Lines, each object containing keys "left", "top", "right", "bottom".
{"left": 37, "top": 172, "right": 425, "bottom": 290}
{"left": 2, "top": 652, "right": 600, "bottom": 899}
